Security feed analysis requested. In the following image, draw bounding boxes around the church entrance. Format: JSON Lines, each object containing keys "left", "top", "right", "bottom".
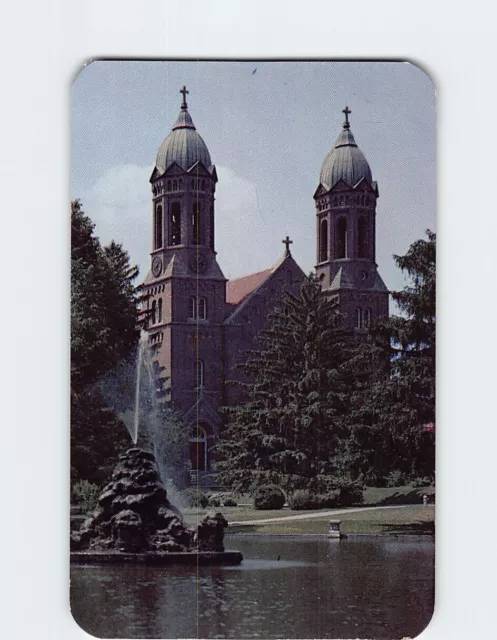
{"left": 189, "top": 423, "right": 210, "bottom": 473}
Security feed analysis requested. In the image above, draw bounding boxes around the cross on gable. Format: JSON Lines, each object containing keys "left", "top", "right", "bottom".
{"left": 282, "top": 235, "right": 293, "bottom": 255}
{"left": 180, "top": 85, "right": 189, "bottom": 108}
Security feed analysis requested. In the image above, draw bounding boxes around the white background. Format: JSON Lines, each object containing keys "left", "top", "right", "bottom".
{"left": 2, "top": 1, "right": 496, "bottom": 639}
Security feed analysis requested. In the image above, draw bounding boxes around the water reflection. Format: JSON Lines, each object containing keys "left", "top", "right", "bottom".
{"left": 71, "top": 536, "right": 434, "bottom": 639}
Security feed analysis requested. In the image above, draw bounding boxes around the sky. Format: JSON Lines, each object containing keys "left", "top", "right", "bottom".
{"left": 71, "top": 60, "right": 436, "bottom": 293}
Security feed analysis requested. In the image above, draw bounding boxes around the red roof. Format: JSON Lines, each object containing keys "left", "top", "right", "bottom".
{"left": 226, "top": 268, "right": 273, "bottom": 305}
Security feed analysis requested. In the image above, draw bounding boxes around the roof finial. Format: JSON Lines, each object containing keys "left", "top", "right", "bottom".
{"left": 342, "top": 105, "right": 351, "bottom": 129}
{"left": 282, "top": 235, "right": 293, "bottom": 256}
{"left": 180, "top": 85, "right": 189, "bottom": 110}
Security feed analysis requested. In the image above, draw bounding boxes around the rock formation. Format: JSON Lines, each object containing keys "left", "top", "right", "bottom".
{"left": 71, "top": 448, "right": 227, "bottom": 554}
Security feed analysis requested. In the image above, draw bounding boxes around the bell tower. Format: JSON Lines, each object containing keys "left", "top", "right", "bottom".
{"left": 149, "top": 86, "right": 219, "bottom": 281}
{"left": 143, "top": 88, "right": 227, "bottom": 478}
{"left": 314, "top": 107, "right": 388, "bottom": 332}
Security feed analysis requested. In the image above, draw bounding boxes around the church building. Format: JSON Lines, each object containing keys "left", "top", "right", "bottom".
{"left": 143, "top": 88, "right": 388, "bottom": 482}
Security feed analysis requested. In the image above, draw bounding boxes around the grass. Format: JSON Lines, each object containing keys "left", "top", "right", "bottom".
{"left": 224, "top": 506, "right": 435, "bottom": 536}
{"left": 182, "top": 484, "right": 435, "bottom": 536}
{"left": 362, "top": 484, "right": 435, "bottom": 506}
{"left": 70, "top": 484, "right": 436, "bottom": 537}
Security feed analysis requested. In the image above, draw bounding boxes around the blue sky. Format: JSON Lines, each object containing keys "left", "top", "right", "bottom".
{"left": 72, "top": 60, "right": 435, "bottom": 293}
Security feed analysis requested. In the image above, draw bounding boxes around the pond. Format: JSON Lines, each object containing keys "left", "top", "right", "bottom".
{"left": 70, "top": 535, "right": 434, "bottom": 639}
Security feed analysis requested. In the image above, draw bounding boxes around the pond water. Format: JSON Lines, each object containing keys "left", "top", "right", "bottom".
{"left": 70, "top": 535, "right": 434, "bottom": 639}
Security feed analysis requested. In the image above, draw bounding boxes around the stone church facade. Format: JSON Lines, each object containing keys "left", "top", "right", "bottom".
{"left": 142, "top": 89, "right": 388, "bottom": 482}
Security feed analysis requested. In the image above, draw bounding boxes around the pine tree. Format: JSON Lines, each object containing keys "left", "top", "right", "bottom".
{"left": 345, "top": 231, "right": 436, "bottom": 483}
{"left": 215, "top": 275, "right": 352, "bottom": 494}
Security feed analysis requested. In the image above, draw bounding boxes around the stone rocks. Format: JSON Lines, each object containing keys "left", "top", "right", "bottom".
{"left": 71, "top": 448, "right": 194, "bottom": 553}
{"left": 70, "top": 448, "right": 227, "bottom": 555}
{"left": 196, "top": 512, "right": 228, "bottom": 552}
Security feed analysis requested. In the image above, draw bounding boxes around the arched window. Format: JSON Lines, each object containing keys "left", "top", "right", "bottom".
{"left": 170, "top": 202, "right": 181, "bottom": 245}
{"left": 154, "top": 204, "right": 163, "bottom": 249}
{"left": 198, "top": 297, "right": 207, "bottom": 320}
{"left": 365, "top": 195, "right": 370, "bottom": 206}
{"left": 173, "top": 180, "right": 178, "bottom": 191}
{"left": 179, "top": 179, "right": 182, "bottom": 190}
{"left": 357, "top": 194, "right": 361, "bottom": 204}
{"left": 335, "top": 217, "right": 347, "bottom": 258}
{"left": 201, "top": 180, "right": 205, "bottom": 191}
{"left": 195, "top": 359, "right": 204, "bottom": 388}
{"left": 190, "top": 425, "right": 208, "bottom": 471}
{"left": 364, "top": 308, "right": 372, "bottom": 328}
{"left": 192, "top": 201, "right": 201, "bottom": 245}
{"left": 151, "top": 300, "right": 157, "bottom": 325}
{"left": 355, "top": 307, "right": 362, "bottom": 329}
{"left": 340, "top": 195, "right": 345, "bottom": 206}
{"left": 319, "top": 219, "right": 328, "bottom": 262}
{"left": 188, "top": 296, "right": 196, "bottom": 319}
{"left": 361, "top": 194, "right": 366, "bottom": 206}
{"left": 158, "top": 298, "right": 163, "bottom": 323}
{"left": 167, "top": 180, "right": 171, "bottom": 191}
{"left": 333, "top": 196, "right": 338, "bottom": 206}
{"left": 357, "top": 216, "right": 367, "bottom": 258}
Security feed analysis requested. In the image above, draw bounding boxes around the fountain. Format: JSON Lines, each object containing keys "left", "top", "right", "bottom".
{"left": 71, "top": 332, "right": 242, "bottom": 566}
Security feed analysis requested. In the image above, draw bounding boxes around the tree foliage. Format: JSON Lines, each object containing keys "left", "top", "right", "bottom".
{"left": 345, "top": 231, "right": 436, "bottom": 483}
{"left": 215, "top": 275, "right": 353, "bottom": 494}
{"left": 71, "top": 200, "right": 143, "bottom": 482}
{"left": 217, "top": 232, "right": 436, "bottom": 492}
{"left": 71, "top": 200, "right": 142, "bottom": 393}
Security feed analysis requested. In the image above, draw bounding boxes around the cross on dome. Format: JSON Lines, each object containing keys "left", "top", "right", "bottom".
{"left": 180, "top": 85, "right": 189, "bottom": 109}
{"left": 342, "top": 106, "right": 351, "bottom": 128}
{"left": 282, "top": 235, "right": 293, "bottom": 255}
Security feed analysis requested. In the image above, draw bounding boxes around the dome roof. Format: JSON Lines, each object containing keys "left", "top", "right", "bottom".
{"left": 319, "top": 108, "right": 372, "bottom": 189}
{"left": 155, "top": 90, "right": 213, "bottom": 175}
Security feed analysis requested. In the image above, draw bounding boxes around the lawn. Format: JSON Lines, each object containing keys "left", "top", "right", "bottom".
{"left": 183, "top": 503, "right": 435, "bottom": 536}
{"left": 182, "top": 483, "right": 435, "bottom": 536}
{"left": 71, "top": 483, "right": 435, "bottom": 537}
{"left": 222, "top": 506, "right": 435, "bottom": 536}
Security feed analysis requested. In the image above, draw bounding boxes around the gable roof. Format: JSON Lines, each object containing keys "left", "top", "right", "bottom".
{"left": 226, "top": 267, "right": 274, "bottom": 305}
{"left": 225, "top": 251, "right": 306, "bottom": 325}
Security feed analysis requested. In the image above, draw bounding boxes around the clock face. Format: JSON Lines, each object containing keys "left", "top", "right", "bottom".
{"left": 152, "top": 256, "right": 162, "bottom": 277}
{"left": 190, "top": 253, "right": 208, "bottom": 274}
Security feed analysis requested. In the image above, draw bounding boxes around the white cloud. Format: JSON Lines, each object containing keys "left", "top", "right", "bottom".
{"left": 81, "top": 164, "right": 153, "bottom": 278}
{"left": 215, "top": 166, "right": 278, "bottom": 279}
{"left": 81, "top": 163, "right": 282, "bottom": 283}
{"left": 89, "top": 164, "right": 153, "bottom": 208}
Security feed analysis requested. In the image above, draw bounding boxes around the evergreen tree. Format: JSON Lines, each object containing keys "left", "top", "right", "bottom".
{"left": 215, "top": 275, "right": 352, "bottom": 494}
{"left": 71, "top": 200, "right": 142, "bottom": 393}
{"left": 71, "top": 200, "right": 143, "bottom": 482}
{"left": 345, "top": 231, "right": 436, "bottom": 483}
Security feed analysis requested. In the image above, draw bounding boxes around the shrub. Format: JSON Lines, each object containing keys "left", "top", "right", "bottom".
{"left": 318, "top": 491, "right": 340, "bottom": 508}
{"left": 72, "top": 480, "right": 100, "bottom": 513}
{"left": 223, "top": 498, "right": 237, "bottom": 507}
{"left": 288, "top": 489, "right": 321, "bottom": 510}
{"left": 180, "top": 488, "right": 209, "bottom": 508}
{"left": 338, "top": 483, "right": 364, "bottom": 507}
{"left": 412, "top": 476, "right": 433, "bottom": 488}
{"left": 386, "top": 470, "right": 409, "bottom": 487}
{"left": 253, "top": 484, "right": 285, "bottom": 510}
{"left": 209, "top": 497, "right": 221, "bottom": 507}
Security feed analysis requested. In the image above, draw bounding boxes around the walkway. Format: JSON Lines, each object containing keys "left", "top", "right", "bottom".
{"left": 229, "top": 504, "right": 419, "bottom": 526}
